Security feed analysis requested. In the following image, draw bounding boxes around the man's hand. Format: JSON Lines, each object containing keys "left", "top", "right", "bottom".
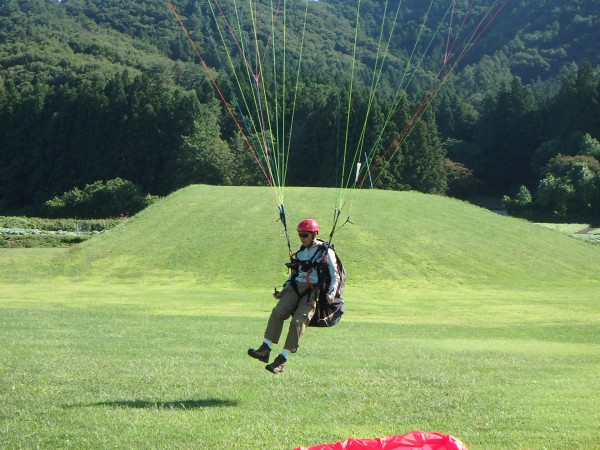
{"left": 273, "top": 289, "right": 283, "bottom": 299}
{"left": 325, "top": 293, "right": 335, "bottom": 304}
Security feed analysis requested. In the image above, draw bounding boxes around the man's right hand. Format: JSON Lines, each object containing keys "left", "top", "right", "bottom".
{"left": 273, "top": 290, "right": 283, "bottom": 299}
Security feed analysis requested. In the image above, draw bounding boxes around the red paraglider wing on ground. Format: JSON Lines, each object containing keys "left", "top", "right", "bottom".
{"left": 294, "top": 430, "right": 468, "bottom": 450}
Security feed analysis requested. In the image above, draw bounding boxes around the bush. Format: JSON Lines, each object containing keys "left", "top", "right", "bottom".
{"left": 534, "top": 155, "right": 600, "bottom": 219}
{"left": 44, "top": 178, "right": 154, "bottom": 219}
{"left": 502, "top": 185, "right": 533, "bottom": 219}
{"left": 445, "top": 159, "right": 480, "bottom": 199}
{"left": 535, "top": 175, "right": 575, "bottom": 218}
{"left": 530, "top": 139, "right": 567, "bottom": 176}
{"left": 569, "top": 132, "right": 600, "bottom": 160}
{"left": 544, "top": 154, "right": 600, "bottom": 178}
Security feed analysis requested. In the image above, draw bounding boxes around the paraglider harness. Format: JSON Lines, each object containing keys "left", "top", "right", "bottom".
{"left": 285, "top": 239, "right": 346, "bottom": 327}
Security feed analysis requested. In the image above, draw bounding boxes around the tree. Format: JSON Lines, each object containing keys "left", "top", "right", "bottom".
{"left": 545, "top": 63, "right": 600, "bottom": 141}
{"left": 502, "top": 185, "right": 533, "bottom": 219}
{"left": 164, "top": 100, "right": 233, "bottom": 190}
{"left": 445, "top": 159, "right": 479, "bottom": 199}
{"left": 530, "top": 139, "right": 568, "bottom": 177}
{"left": 535, "top": 155, "right": 600, "bottom": 219}
{"left": 569, "top": 132, "right": 600, "bottom": 159}
{"left": 435, "top": 92, "right": 479, "bottom": 141}
{"left": 475, "top": 77, "right": 542, "bottom": 194}
{"left": 287, "top": 83, "right": 345, "bottom": 187}
{"left": 228, "top": 132, "right": 266, "bottom": 186}
{"left": 400, "top": 111, "right": 447, "bottom": 194}
{"left": 44, "top": 178, "right": 151, "bottom": 219}
{"left": 535, "top": 175, "right": 574, "bottom": 218}
{"left": 371, "top": 92, "right": 412, "bottom": 191}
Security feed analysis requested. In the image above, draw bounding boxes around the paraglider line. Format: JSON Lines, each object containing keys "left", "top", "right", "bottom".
{"left": 166, "top": 0, "right": 273, "bottom": 187}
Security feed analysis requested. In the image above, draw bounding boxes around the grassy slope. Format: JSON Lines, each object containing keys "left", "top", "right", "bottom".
{"left": 2, "top": 184, "right": 596, "bottom": 288}
{"left": 2, "top": 186, "right": 600, "bottom": 449}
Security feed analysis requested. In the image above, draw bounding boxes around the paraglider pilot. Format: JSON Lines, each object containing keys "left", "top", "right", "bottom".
{"left": 248, "top": 218, "right": 338, "bottom": 374}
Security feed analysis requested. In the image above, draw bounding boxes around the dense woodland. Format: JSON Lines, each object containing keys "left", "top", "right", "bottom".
{"left": 0, "top": 0, "right": 599, "bottom": 220}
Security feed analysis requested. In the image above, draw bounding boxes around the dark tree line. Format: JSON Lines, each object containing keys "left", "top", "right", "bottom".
{"left": 1, "top": 71, "right": 196, "bottom": 210}
{"left": 1, "top": 0, "right": 599, "bottom": 220}
{"left": 1, "top": 60, "right": 599, "bottom": 220}
{"left": 446, "top": 63, "right": 600, "bottom": 220}
{"left": 0, "top": 67, "right": 448, "bottom": 216}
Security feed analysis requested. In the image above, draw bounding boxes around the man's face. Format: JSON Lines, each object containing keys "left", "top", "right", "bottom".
{"left": 298, "top": 231, "right": 315, "bottom": 245}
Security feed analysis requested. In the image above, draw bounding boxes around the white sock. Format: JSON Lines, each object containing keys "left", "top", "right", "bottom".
{"left": 281, "top": 349, "right": 290, "bottom": 359}
{"left": 263, "top": 339, "right": 272, "bottom": 349}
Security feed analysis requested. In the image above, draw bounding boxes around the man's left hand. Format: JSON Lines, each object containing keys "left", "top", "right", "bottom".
{"left": 325, "top": 293, "right": 335, "bottom": 304}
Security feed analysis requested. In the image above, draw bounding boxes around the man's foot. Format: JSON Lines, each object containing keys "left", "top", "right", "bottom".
{"left": 265, "top": 354, "right": 287, "bottom": 374}
{"left": 247, "top": 343, "right": 271, "bottom": 363}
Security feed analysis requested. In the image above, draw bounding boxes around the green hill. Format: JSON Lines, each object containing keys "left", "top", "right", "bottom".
{"left": 2, "top": 185, "right": 600, "bottom": 449}
{"left": 2, "top": 185, "right": 598, "bottom": 289}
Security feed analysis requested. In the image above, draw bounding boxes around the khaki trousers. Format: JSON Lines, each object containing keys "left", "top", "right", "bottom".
{"left": 264, "top": 283, "right": 317, "bottom": 352}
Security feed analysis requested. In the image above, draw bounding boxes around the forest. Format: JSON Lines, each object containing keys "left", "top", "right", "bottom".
{"left": 0, "top": 0, "right": 599, "bottom": 220}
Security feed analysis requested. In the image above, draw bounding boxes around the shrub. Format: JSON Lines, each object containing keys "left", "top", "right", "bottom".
{"left": 502, "top": 185, "right": 533, "bottom": 219}
{"left": 444, "top": 159, "right": 480, "bottom": 199}
{"left": 569, "top": 132, "right": 600, "bottom": 160}
{"left": 544, "top": 154, "right": 600, "bottom": 178}
{"left": 535, "top": 175, "right": 575, "bottom": 218}
{"left": 530, "top": 139, "right": 567, "bottom": 176}
{"left": 45, "top": 178, "right": 153, "bottom": 219}
{"left": 534, "top": 155, "right": 600, "bottom": 219}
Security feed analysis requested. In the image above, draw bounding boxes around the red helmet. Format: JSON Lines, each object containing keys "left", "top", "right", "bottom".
{"left": 297, "top": 218, "right": 319, "bottom": 233}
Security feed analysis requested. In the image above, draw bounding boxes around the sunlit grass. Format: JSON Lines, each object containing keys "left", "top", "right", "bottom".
{"left": 1, "top": 283, "right": 599, "bottom": 449}
{"left": 2, "top": 186, "right": 600, "bottom": 448}
{"left": 3, "top": 186, "right": 597, "bottom": 289}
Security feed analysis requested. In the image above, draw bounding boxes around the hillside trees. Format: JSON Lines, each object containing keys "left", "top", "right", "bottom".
{"left": 398, "top": 109, "right": 447, "bottom": 194}
{"left": 0, "top": 69, "right": 240, "bottom": 214}
{"left": 286, "top": 83, "right": 447, "bottom": 193}
{"left": 505, "top": 154, "right": 600, "bottom": 220}
{"left": 544, "top": 63, "right": 600, "bottom": 141}
{"left": 473, "top": 77, "right": 542, "bottom": 194}
{"left": 44, "top": 177, "right": 153, "bottom": 219}
{"left": 1, "top": 0, "right": 600, "bottom": 219}
{"left": 163, "top": 99, "right": 235, "bottom": 190}
{"left": 500, "top": 64, "right": 600, "bottom": 220}
{"left": 0, "top": 56, "right": 448, "bottom": 216}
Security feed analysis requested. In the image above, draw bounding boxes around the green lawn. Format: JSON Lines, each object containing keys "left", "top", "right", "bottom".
{"left": 1, "top": 186, "right": 600, "bottom": 449}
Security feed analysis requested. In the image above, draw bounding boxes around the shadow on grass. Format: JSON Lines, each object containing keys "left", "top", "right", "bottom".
{"left": 64, "top": 398, "right": 238, "bottom": 410}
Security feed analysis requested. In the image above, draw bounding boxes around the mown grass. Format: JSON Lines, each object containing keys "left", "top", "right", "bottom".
{"left": 1, "top": 185, "right": 600, "bottom": 449}
{"left": 3, "top": 185, "right": 595, "bottom": 288}
{"left": 2, "top": 284, "right": 599, "bottom": 449}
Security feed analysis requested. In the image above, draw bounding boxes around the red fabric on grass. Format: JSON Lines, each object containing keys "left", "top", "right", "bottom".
{"left": 294, "top": 430, "right": 468, "bottom": 450}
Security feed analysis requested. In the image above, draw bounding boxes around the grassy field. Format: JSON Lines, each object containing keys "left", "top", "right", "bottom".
{"left": 1, "top": 185, "right": 600, "bottom": 449}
